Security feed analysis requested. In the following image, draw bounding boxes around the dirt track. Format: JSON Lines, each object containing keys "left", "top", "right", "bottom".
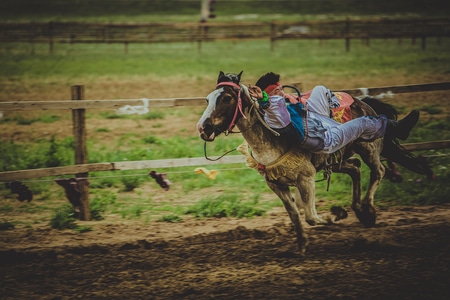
{"left": 1, "top": 204, "right": 449, "bottom": 299}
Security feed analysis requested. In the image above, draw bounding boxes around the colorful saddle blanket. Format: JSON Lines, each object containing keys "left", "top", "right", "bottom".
{"left": 298, "top": 90, "right": 354, "bottom": 123}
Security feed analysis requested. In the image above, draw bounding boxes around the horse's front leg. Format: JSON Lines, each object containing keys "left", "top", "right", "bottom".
{"left": 266, "top": 180, "right": 308, "bottom": 254}
{"left": 359, "top": 155, "right": 385, "bottom": 227}
{"left": 353, "top": 143, "right": 385, "bottom": 227}
{"left": 294, "top": 178, "right": 329, "bottom": 226}
{"left": 335, "top": 157, "right": 362, "bottom": 216}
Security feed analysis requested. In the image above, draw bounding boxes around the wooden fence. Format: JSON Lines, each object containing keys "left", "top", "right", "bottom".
{"left": 1, "top": 82, "right": 449, "bottom": 219}
{"left": 1, "top": 81, "right": 449, "bottom": 181}
{"left": 1, "top": 17, "right": 449, "bottom": 53}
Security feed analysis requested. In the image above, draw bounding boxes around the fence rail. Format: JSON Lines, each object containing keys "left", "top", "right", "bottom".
{"left": 1, "top": 140, "right": 449, "bottom": 182}
{"left": 1, "top": 82, "right": 449, "bottom": 111}
{"left": 1, "top": 18, "right": 449, "bottom": 52}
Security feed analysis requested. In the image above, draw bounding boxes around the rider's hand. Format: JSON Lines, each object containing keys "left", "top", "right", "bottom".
{"left": 248, "top": 85, "right": 263, "bottom": 100}
{"left": 284, "top": 94, "right": 299, "bottom": 104}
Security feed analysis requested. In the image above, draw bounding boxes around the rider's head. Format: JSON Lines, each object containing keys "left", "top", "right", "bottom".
{"left": 255, "top": 72, "right": 283, "bottom": 96}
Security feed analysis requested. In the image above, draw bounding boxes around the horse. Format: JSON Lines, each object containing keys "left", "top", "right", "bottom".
{"left": 197, "top": 71, "right": 433, "bottom": 254}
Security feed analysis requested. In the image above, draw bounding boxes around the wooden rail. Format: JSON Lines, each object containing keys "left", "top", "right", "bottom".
{"left": 1, "top": 18, "right": 449, "bottom": 53}
{"left": 0, "top": 155, "right": 247, "bottom": 182}
{"left": 0, "top": 141, "right": 448, "bottom": 182}
{"left": 1, "top": 82, "right": 449, "bottom": 111}
{"left": 0, "top": 98, "right": 205, "bottom": 111}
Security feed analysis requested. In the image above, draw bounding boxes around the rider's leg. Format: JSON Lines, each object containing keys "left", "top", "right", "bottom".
{"left": 306, "top": 85, "right": 340, "bottom": 117}
{"left": 319, "top": 110, "right": 419, "bottom": 154}
{"left": 321, "top": 115, "right": 388, "bottom": 154}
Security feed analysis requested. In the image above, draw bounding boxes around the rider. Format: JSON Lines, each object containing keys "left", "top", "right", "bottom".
{"left": 248, "top": 72, "right": 419, "bottom": 154}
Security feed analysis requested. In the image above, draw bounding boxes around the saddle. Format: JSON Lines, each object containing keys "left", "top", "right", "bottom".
{"left": 298, "top": 90, "right": 354, "bottom": 124}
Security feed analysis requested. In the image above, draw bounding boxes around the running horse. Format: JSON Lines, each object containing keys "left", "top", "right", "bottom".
{"left": 197, "top": 71, "right": 432, "bottom": 254}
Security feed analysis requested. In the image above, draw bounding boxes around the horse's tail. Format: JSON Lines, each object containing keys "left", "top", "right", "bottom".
{"left": 360, "top": 96, "right": 434, "bottom": 179}
{"left": 382, "top": 138, "right": 434, "bottom": 179}
{"left": 360, "top": 96, "right": 398, "bottom": 120}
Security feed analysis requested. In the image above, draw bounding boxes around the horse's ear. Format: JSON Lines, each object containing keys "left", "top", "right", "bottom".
{"left": 218, "top": 71, "right": 225, "bottom": 83}
{"left": 237, "top": 71, "right": 243, "bottom": 82}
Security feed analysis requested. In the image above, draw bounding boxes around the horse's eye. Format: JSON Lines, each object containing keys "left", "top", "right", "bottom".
{"left": 221, "top": 95, "right": 232, "bottom": 103}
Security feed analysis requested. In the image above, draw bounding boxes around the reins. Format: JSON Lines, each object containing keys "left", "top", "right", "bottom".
{"left": 203, "top": 141, "right": 237, "bottom": 161}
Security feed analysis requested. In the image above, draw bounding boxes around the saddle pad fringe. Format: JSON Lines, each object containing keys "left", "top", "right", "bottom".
{"left": 240, "top": 145, "right": 310, "bottom": 181}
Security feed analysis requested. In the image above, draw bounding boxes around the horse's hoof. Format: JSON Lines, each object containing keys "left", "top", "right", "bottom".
{"left": 306, "top": 218, "right": 324, "bottom": 226}
{"left": 330, "top": 206, "right": 348, "bottom": 221}
{"left": 353, "top": 205, "right": 377, "bottom": 228}
{"left": 360, "top": 215, "right": 377, "bottom": 228}
{"left": 298, "top": 243, "right": 308, "bottom": 256}
{"left": 297, "top": 237, "right": 309, "bottom": 255}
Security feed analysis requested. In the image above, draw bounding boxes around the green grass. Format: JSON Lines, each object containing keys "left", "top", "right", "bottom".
{"left": 185, "top": 192, "right": 268, "bottom": 219}
{"left": 1, "top": 39, "right": 449, "bottom": 82}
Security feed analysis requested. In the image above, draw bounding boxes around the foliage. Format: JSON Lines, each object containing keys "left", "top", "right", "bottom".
{"left": 376, "top": 154, "right": 450, "bottom": 205}
{"left": 186, "top": 192, "right": 266, "bottom": 219}
{"left": 0, "top": 113, "right": 60, "bottom": 125}
{"left": 0, "top": 137, "right": 73, "bottom": 171}
{"left": 120, "top": 176, "right": 145, "bottom": 192}
{"left": 90, "top": 190, "right": 117, "bottom": 220}
{"left": 88, "top": 175, "right": 118, "bottom": 189}
{"left": 119, "top": 204, "right": 144, "bottom": 219}
{"left": 157, "top": 214, "right": 183, "bottom": 223}
{"left": 49, "top": 204, "right": 95, "bottom": 231}
{"left": 49, "top": 204, "right": 78, "bottom": 230}
{"left": 74, "top": 225, "right": 93, "bottom": 233}
{"left": 420, "top": 105, "right": 443, "bottom": 115}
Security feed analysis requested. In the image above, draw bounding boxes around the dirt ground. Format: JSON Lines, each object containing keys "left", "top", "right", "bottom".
{"left": 1, "top": 74, "right": 449, "bottom": 299}
{"left": 0, "top": 204, "right": 449, "bottom": 299}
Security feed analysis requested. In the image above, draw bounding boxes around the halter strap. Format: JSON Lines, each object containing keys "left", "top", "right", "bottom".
{"left": 216, "top": 82, "right": 247, "bottom": 132}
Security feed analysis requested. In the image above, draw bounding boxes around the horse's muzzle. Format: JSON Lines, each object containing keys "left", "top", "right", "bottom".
{"left": 197, "top": 118, "right": 216, "bottom": 141}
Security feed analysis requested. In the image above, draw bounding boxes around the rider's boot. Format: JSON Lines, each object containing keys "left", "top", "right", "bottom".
{"left": 386, "top": 110, "right": 420, "bottom": 140}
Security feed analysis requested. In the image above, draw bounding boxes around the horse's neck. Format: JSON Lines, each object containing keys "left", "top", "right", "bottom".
{"left": 237, "top": 107, "right": 290, "bottom": 165}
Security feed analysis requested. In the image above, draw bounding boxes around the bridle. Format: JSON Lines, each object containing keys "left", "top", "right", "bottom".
{"left": 203, "top": 81, "right": 248, "bottom": 161}
{"left": 215, "top": 81, "right": 247, "bottom": 133}
{"left": 203, "top": 81, "right": 279, "bottom": 161}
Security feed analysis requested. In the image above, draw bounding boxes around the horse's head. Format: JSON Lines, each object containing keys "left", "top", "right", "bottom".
{"left": 197, "top": 71, "right": 248, "bottom": 141}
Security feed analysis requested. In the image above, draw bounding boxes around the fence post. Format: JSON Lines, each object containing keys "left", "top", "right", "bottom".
{"left": 270, "top": 22, "right": 276, "bottom": 52}
{"left": 421, "top": 36, "right": 426, "bottom": 50}
{"left": 48, "top": 21, "right": 54, "bottom": 54}
{"left": 71, "top": 85, "right": 90, "bottom": 221}
{"left": 345, "top": 18, "right": 350, "bottom": 52}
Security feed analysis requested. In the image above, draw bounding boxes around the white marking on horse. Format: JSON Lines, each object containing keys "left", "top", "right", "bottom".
{"left": 197, "top": 88, "right": 223, "bottom": 134}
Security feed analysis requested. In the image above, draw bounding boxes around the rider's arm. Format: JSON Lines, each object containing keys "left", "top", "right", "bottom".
{"left": 258, "top": 91, "right": 270, "bottom": 109}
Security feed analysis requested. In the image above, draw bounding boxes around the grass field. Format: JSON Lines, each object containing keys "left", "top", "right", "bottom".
{"left": 1, "top": 2, "right": 449, "bottom": 229}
